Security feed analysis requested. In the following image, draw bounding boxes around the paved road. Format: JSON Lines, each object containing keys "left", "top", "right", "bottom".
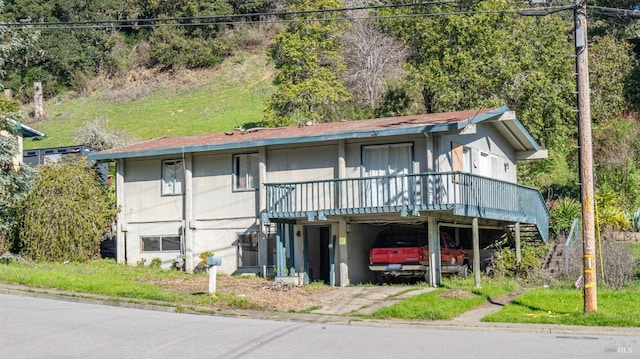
{"left": 1, "top": 294, "right": 637, "bottom": 359}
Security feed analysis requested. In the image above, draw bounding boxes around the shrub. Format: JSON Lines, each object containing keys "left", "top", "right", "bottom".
{"left": 149, "top": 26, "right": 228, "bottom": 70}
{"left": 74, "top": 119, "right": 135, "bottom": 150}
{"left": 550, "top": 197, "right": 581, "bottom": 237}
{"left": 18, "top": 157, "right": 117, "bottom": 262}
{"left": 149, "top": 258, "right": 162, "bottom": 269}
{"left": 491, "top": 244, "right": 544, "bottom": 279}
{"left": 595, "top": 184, "right": 631, "bottom": 230}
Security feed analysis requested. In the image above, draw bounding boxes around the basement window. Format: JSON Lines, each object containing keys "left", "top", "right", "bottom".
{"left": 141, "top": 235, "right": 181, "bottom": 252}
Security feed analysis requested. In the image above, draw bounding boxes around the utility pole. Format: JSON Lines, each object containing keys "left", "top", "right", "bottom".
{"left": 574, "top": 0, "right": 597, "bottom": 313}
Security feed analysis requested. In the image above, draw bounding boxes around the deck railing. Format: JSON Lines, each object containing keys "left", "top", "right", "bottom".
{"left": 265, "top": 172, "right": 549, "bottom": 241}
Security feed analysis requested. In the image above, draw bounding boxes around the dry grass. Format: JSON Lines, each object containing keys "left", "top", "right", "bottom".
{"left": 138, "top": 274, "right": 335, "bottom": 311}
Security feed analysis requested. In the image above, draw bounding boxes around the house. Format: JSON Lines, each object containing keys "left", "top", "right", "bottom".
{"left": 23, "top": 145, "right": 109, "bottom": 185}
{"left": 90, "top": 106, "right": 549, "bottom": 287}
{"left": 0, "top": 119, "right": 45, "bottom": 166}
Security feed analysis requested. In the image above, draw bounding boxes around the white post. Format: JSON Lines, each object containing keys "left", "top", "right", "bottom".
{"left": 208, "top": 266, "right": 217, "bottom": 295}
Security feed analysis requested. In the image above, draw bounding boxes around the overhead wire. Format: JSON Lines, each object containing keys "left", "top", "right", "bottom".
{"left": 0, "top": 1, "right": 579, "bottom": 31}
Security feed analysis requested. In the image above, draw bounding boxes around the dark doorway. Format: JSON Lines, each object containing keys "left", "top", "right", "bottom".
{"left": 304, "top": 226, "right": 331, "bottom": 284}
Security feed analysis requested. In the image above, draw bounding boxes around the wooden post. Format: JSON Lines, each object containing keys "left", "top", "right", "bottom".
{"left": 473, "top": 217, "right": 481, "bottom": 288}
{"left": 33, "top": 82, "right": 45, "bottom": 120}
{"left": 515, "top": 222, "right": 521, "bottom": 267}
{"left": 4, "top": 89, "right": 12, "bottom": 100}
{"left": 575, "top": 0, "right": 597, "bottom": 313}
{"left": 428, "top": 217, "right": 441, "bottom": 287}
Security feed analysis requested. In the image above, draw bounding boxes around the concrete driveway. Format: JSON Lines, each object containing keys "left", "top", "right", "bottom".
{"left": 307, "top": 285, "right": 435, "bottom": 315}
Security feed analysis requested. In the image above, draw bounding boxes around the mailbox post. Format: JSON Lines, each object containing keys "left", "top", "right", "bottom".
{"left": 206, "top": 256, "right": 222, "bottom": 295}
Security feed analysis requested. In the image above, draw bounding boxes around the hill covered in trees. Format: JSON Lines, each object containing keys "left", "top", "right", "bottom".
{"left": 2, "top": 0, "right": 640, "bottom": 227}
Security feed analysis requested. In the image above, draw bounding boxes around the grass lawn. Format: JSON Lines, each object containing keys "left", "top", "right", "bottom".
{"left": 0, "top": 258, "right": 329, "bottom": 311}
{"left": 1, "top": 259, "right": 187, "bottom": 301}
{"left": 482, "top": 284, "right": 640, "bottom": 327}
{"left": 0, "top": 259, "right": 234, "bottom": 307}
{"left": 368, "top": 277, "right": 519, "bottom": 320}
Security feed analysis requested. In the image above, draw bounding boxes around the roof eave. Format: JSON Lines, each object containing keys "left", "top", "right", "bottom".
{"left": 481, "top": 108, "right": 546, "bottom": 160}
{"left": 89, "top": 121, "right": 469, "bottom": 161}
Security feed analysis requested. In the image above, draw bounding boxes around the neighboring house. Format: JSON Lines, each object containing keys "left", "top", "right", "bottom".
{"left": 23, "top": 145, "right": 108, "bottom": 185}
{"left": 1, "top": 120, "right": 45, "bottom": 166}
{"left": 90, "top": 106, "right": 549, "bottom": 286}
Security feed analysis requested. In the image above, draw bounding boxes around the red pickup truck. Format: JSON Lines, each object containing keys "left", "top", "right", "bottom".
{"left": 369, "top": 227, "right": 469, "bottom": 284}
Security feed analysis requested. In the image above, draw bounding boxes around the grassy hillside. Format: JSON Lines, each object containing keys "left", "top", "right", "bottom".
{"left": 23, "top": 52, "right": 274, "bottom": 150}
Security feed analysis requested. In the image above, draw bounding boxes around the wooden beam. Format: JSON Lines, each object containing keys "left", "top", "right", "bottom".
{"left": 473, "top": 217, "right": 481, "bottom": 288}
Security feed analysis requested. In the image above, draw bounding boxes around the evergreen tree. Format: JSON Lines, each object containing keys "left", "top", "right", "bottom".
{"left": 264, "top": 0, "right": 350, "bottom": 126}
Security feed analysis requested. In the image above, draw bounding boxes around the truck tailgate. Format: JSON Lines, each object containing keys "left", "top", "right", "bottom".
{"left": 370, "top": 247, "right": 423, "bottom": 264}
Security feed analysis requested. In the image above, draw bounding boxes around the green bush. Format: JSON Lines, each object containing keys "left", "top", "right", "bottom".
{"left": 18, "top": 157, "right": 117, "bottom": 262}
{"left": 489, "top": 236, "right": 546, "bottom": 279}
{"left": 149, "top": 258, "right": 162, "bottom": 269}
{"left": 550, "top": 197, "right": 581, "bottom": 237}
{"left": 149, "top": 26, "right": 228, "bottom": 70}
{"left": 491, "top": 245, "right": 543, "bottom": 279}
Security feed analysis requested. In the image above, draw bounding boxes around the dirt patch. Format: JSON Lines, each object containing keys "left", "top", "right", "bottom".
{"left": 438, "top": 288, "right": 477, "bottom": 299}
{"left": 137, "top": 275, "right": 334, "bottom": 312}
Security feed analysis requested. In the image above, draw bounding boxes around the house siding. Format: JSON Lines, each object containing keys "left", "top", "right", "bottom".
{"left": 439, "top": 125, "right": 517, "bottom": 182}
{"left": 266, "top": 144, "right": 338, "bottom": 182}
{"left": 192, "top": 152, "right": 258, "bottom": 220}
{"left": 104, "top": 108, "right": 547, "bottom": 285}
{"left": 124, "top": 159, "right": 184, "bottom": 223}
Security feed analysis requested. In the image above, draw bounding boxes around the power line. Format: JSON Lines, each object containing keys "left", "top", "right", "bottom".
{"left": 1, "top": 1, "right": 458, "bottom": 28}
{"left": 587, "top": 6, "right": 640, "bottom": 19}
{"left": 2, "top": 4, "right": 575, "bottom": 30}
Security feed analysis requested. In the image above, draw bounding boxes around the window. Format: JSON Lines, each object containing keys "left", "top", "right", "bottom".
{"left": 233, "top": 153, "right": 259, "bottom": 191}
{"left": 141, "top": 235, "right": 181, "bottom": 252}
{"left": 362, "top": 144, "right": 413, "bottom": 206}
{"left": 237, "top": 232, "right": 259, "bottom": 267}
{"left": 162, "top": 160, "right": 184, "bottom": 195}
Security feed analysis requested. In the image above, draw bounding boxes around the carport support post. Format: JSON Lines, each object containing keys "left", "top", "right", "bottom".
{"left": 428, "top": 217, "right": 441, "bottom": 287}
{"left": 515, "top": 222, "right": 521, "bottom": 267}
{"left": 276, "top": 223, "right": 286, "bottom": 277}
{"left": 472, "top": 217, "right": 481, "bottom": 288}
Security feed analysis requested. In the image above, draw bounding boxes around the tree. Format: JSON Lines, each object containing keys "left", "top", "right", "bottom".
{"left": 264, "top": 0, "right": 350, "bottom": 126}
{"left": 341, "top": 20, "right": 407, "bottom": 110}
{"left": 589, "top": 34, "right": 637, "bottom": 124}
{"left": 1, "top": 0, "right": 133, "bottom": 96}
{"left": 0, "top": 1, "right": 37, "bottom": 252}
{"left": 18, "top": 156, "right": 117, "bottom": 262}
{"left": 0, "top": 0, "right": 38, "bottom": 83}
{"left": 0, "top": 111, "right": 36, "bottom": 253}
{"left": 380, "top": 1, "right": 576, "bottom": 152}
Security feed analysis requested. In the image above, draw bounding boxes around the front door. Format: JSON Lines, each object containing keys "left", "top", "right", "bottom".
{"left": 304, "top": 226, "right": 331, "bottom": 284}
